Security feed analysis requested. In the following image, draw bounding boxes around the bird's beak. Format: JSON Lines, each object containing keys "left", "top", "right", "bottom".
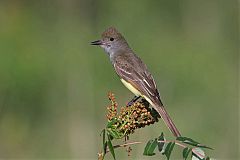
{"left": 91, "top": 40, "right": 102, "bottom": 45}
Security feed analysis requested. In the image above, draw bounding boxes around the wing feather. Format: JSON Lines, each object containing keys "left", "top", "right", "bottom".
{"left": 113, "top": 54, "right": 162, "bottom": 105}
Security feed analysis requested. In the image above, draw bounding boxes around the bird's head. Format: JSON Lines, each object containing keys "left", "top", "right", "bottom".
{"left": 91, "top": 27, "right": 129, "bottom": 54}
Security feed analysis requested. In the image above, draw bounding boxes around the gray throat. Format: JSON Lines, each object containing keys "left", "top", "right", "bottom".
{"left": 108, "top": 47, "right": 133, "bottom": 64}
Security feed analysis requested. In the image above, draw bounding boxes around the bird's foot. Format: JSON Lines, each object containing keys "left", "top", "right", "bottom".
{"left": 127, "top": 96, "right": 140, "bottom": 106}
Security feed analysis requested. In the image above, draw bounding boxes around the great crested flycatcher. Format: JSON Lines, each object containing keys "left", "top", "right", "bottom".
{"left": 91, "top": 27, "right": 181, "bottom": 137}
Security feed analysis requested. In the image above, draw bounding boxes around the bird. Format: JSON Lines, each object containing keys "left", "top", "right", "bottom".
{"left": 91, "top": 27, "right": 181, "bottom": 137}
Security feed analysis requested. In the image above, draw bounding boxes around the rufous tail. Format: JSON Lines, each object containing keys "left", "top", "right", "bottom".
{"left": 153, "top": 104, "right": 181, "bottom": 137}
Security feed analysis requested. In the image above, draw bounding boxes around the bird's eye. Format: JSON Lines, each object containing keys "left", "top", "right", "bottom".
{"left": 110, "top": 37, "right": 114, "bottom": 41}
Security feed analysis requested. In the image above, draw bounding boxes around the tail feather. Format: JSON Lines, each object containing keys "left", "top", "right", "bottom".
{"left": 153, "top": 104, "right": 181, "bottom": 137}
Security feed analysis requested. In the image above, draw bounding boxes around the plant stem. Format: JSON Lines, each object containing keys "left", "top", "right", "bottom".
{"left": 98, "top": 141, "right": 142, "bottom": 160}
{"left": 98, "top": 139, "right": 205, "bottom": 159}
{"left": 107, "top": 141, "right": 142, "bottom": 152}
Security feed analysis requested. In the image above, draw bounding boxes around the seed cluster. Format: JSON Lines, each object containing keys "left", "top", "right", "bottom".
{"left": 106, "top": 92, "right": 160, "bottom": 136}
{"left": 106, "top": 93, "right": 118, "bottom": 120}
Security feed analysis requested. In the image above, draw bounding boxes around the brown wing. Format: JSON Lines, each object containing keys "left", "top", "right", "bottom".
{"left": 113, "top": 53, "right": 163, "bottom": 106}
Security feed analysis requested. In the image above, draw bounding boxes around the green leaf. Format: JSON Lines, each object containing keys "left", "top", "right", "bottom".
{"left": 143, "top": 139, "right": 158, "bottom": 156}
{"left": 157, "top": 132, "right": 166, "bottom": 153}
{"left": 101, "top": 129, "right": 106, "bottom": 146}
{"left": 103, "top": 141, "right": 107, "bottom": 157}
{"left": 183, "top": 147, "right": 192, "bottom": 160}
{"left": 177, "top": 137, "right": 200, "bottom": 145}
{"left": 163, "top": 142, "right": 175, "bottom": 160}
{"left": 107, "top": 128, "right": 124, "bottom": 139}
{"left": 192, "top": 147, "right": 205, "bottom": 160}
{"left": 177, "top": 137, "right": 213, "bottom": 150}
{"left": 107, "top": 118, "right": 118, "bottom": 128}
{"left": 100, "top": 129, "right": 107, "bottom": 157}
{"left": 107, "top": 133, "right": 116, "bottom": 160}
{"left": 197, "top": 145, "right": 213, "bottom": 150}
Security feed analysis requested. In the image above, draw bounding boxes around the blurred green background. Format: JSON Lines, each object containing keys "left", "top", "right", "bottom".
{"left": 0, "top": 0, "right": 239, "bottom": 159}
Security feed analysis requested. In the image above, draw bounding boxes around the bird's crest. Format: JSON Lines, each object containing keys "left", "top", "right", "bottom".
{"left": 101, "top": 27, "right": 123, "bottom": 39}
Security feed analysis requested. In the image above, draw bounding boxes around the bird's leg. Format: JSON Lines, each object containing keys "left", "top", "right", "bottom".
{"left": 127, "top": 96, "right": 140, "bottom": 106}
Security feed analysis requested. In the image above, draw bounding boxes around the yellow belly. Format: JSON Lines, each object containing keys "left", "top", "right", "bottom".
{"left": 120, "top": 79, "right": 142, "bottom": 96}
{"left": 120, "top": 79, "right": 154, "bottom": 106}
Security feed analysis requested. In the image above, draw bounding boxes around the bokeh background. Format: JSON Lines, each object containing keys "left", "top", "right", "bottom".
{"left": 0, "top": 0, "right": 239, "bottom": 159}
